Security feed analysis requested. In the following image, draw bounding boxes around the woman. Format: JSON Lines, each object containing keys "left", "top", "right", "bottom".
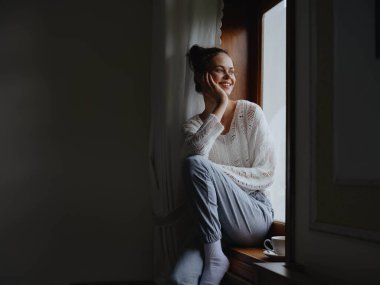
{"left": 169, "top": 45, "right": 276, "bottom": 285}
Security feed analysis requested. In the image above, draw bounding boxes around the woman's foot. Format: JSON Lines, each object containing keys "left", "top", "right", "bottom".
{"left": 200, "top": 240, "right": 230, "bottom": 285}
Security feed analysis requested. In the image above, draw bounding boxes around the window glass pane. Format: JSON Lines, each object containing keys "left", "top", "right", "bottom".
{"left": 262, "top": 1, "right": 286, "bottom": 221}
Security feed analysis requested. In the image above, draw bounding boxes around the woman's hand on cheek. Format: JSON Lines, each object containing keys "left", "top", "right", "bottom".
{"left": 203, "top": 72, "right": 228, "bottom": 104}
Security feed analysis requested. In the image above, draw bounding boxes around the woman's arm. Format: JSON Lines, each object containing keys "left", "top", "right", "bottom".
{"left": 213, "top": 104, "right": 276, "bottom": 191}
{"left": 183, "top": 73, "right": 228, "bottom": 157}
{"left": 183, "top": 114, "right": 224, "bottom": 157}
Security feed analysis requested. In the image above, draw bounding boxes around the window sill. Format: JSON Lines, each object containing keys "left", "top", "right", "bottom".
{"left": 223, "top": 220, "right": 286, "bottom": 284}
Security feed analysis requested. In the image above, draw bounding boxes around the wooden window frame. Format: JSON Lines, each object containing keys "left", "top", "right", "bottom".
{"left": 256, "top": 0, "right": 282, "bottom": 106}
{"left": 221, "top": 0, "right": 296, "bottom": 265}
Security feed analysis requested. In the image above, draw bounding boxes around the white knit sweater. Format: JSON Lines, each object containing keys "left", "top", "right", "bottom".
{"left": 183, "top": 100, "right": 276, "bottom": 195}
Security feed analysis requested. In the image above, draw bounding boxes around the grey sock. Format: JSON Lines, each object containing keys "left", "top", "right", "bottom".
{"left": 200, "top": 240, "right": 230, "bottom": 285}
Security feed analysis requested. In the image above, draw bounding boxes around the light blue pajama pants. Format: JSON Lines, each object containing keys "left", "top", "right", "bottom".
{"left": 168, "top": 155, "right": 274, "bottom": 285}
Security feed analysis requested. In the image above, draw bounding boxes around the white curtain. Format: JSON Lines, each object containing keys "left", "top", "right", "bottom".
{"left": 149, "top": 0, "right": 223, "bottom": 283}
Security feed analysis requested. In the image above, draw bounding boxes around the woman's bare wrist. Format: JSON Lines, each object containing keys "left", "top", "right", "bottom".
{"left": 212, "top": 99, "right": 228, "bottom": 121}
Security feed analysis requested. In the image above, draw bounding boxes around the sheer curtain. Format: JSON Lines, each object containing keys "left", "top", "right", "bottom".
{"left": 149, "top": 0, "right": 223, "bottom": 283}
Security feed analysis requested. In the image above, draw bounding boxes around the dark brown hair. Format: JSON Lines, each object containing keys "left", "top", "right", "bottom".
{"left": 186, "top": 45, "right": 228, "bottom": 93}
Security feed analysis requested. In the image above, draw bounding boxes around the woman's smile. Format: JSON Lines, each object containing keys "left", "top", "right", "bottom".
{"left": 219, "top": 81, "right": 233, "bottom": 89}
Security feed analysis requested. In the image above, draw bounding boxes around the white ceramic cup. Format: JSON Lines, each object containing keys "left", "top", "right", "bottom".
{"left": 264, "top": 236, "right": 286, "bottom": 256}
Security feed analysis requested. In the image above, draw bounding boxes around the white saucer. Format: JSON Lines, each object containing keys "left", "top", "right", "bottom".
{"left": 263, "top": 249, "right": 285, "bottom": 257}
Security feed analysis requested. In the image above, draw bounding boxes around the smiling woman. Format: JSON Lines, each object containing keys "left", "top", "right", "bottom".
{"left": 206, "top": 55, "right": 236, "bottom": 97}
{"left": 168, "top": 45, "right": 276, "bottom": 285}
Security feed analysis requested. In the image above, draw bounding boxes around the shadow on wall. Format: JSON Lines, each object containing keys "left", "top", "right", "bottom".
{"left": 0, "top": 1, "right": 154, "bottom": 284}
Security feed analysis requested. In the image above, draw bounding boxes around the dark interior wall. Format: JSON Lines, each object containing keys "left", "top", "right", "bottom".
{"left": 295, "top": 0, "right": 380, "bottom": 283}
{"left": 0, "top": 1, "right": 154, "bottom": 284}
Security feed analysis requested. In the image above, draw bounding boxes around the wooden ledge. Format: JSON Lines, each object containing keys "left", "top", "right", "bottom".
{"left": 228, "top": 247, "right": 286, "bottom": 263}
{"left": 227, "top": 220, "right": 286, "bottom": 264}
{"left": 223, "top": 220, "right": 286, "bottom": 284}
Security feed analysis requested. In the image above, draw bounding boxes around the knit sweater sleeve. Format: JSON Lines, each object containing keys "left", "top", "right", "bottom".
{"left": 215, "top": 104, "right": 276, "bottom": 191}
{"left": 183, "top": 114, "right": 224, "bottom": 157}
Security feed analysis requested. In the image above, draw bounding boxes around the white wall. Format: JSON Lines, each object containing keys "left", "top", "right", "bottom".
{"left": 262, "top": 1, "right": 286, "bottom": 222}
{"left": 295, "top": 0, "right": 380, "bottom": 284}
{"left": 0, "top": 1, "right": 154, "bottom": 284}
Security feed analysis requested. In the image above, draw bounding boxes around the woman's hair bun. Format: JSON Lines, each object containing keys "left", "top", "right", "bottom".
{"left": 186, "top": 44, "right": 228, "bottom": 92}
{"left": 187, "top": 45, "right": 204, "bottom": 72}
{"left": 186, "top": 45, "right": 227, "bottom": 73}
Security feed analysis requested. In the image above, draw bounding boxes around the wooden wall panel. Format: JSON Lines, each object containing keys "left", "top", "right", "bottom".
{"left": 221, "top": 0, "right": 260, "bottom": 103}
{"left": 221, "top": 28, "right": 248, "bottom": 101}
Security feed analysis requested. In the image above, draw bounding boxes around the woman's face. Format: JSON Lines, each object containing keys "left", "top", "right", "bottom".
{"left": 208, "top": 53, "right": 236, "bottom": 96}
